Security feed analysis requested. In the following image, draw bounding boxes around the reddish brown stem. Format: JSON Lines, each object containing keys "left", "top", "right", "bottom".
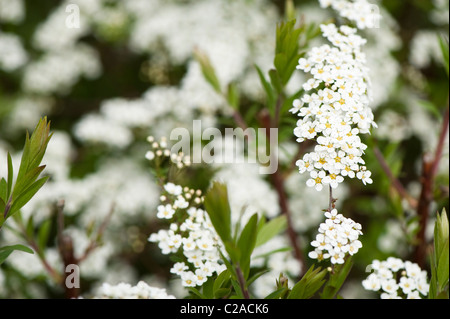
{"left": 373, "top": 146, "right": 418, "bottom": 209}
{"left": 259, "top": 110, "right": 305, "bottom": 276}
{"left": 414, "top": 103, "right": 449, "bottom": 268}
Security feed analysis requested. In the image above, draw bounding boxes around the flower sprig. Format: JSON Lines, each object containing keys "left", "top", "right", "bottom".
{"left": 292, "top": 23, "right": 376, "bottom": 191}
{"left": 308, "top": 208, "right": 363, "bottom": 264}
{"left": 148, "top": 182, "right": 226, "bottom": 287}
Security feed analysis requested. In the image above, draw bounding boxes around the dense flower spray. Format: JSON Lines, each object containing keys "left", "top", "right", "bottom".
{"left": 308, "top": 209, "right": 362, "bottom": 264}
{"left": 292, "top": 0, "right": 379, "bottom": 192}
{"left": 291, "top": 23, "right": 377, "bottom": 191}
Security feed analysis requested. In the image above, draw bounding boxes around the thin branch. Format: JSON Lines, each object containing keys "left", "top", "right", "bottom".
{"left": 77, "top": 203, "right": 115, "bottom": 263}
{"left": 328, "top": 186, "right": 336, "bottom": 213}
{"left": 414, "top": 101, "right": 449, "bottom": 268}
{"left": 259, "top": 109, "right": 306, "bottom": 275}
{"left": 16, "top": 215, "right": 61, "bottom": 284}
{"left": 373, "top": 146, "right": 418, "bottom": 209}
{"left": 235, "top": 264, "right": 250, "bottom": 299}
{"left": 431, "top": 102, "right": 449, "bottom": 179}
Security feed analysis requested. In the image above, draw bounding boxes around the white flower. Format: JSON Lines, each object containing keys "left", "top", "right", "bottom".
{"left": 356, "top": 169, "right": 373, "bottom": 185}
{"left": 386, "top": 257, "right": 404, "bottom": 272}
{"left": 399, "top": 276, "right": 416, "bottom": 295}
{"left": 362, "top": 273, "right": 381, "bottom": 291}
{"left": 181, "top": 271, "right": 198, "bottom": 287}
{"left": 156, "top": 204, "right": 175, "bottom": 219}
{"left": 174, "top": 196, "right": 189, "bottom": 209}
{"left": 381, "top": 279, "right": 399, "bottom": 295}
{"left": 164, "top": 183, "right": 183, "bottom": 196}
{"left": 171, "top": 262, "right": 188, "bottom": 275}
{"left": 306, "top": 170, "right": 326, "bottom": 191}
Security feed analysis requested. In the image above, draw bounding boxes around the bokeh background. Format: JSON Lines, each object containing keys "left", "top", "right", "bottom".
{"left": 0, "top": 0, "right": 448, "bottom": 298}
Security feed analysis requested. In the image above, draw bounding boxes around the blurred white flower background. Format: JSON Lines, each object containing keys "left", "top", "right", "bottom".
{"left": 0, "top": 0, "right": 448, "bottom": 299}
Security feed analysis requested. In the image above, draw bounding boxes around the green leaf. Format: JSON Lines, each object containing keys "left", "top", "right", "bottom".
{"left": 12, "top": 165, "right": 46, "bottom": 201}
{"left": 214, "top": 288, "right": 231, "bottom": 299}
{"left": 213, "top": 269, "right": 231, "bottom": 295}
{"left": 437, "top": 238, "right": 449, "bottom": 291}
{"left": 194, "top": 49, "right": 222, "bottom": 94}
{"left": 320, "top": 257, "right": 354, "bottom": 299}
{"left": 226, "top": 83, "right": 240, "bottom": 110}
{"left": 265, "top": 287, "right": 289, "bottom": 299}
{"left": 246, "top": 268, "right": 271, "bottom": 288}
{"left": 8, "top": 176, "right": 49, "bottom": 218}
{"left": 38, "top": 219, "right": 52, "bottom": 252}
{"left": 188, "top": 287, "right": 206, "bottom": 299}
{"left": 438, "top": 34, "right": 449, "bottom": 77}
{"left": 7, "top": 152, "right": 13, "bottom": 199}
{"left": 268, "top": 69, "right": 283, "bottom": 97}
{"left": 15, "top": 117, "right": 52, "bottom": 184}
{"left": 202, "top": 276, "right": 215, "bottom": 299}
{"left": 0, "top": 244, "right": 34, "bottom": 265}
{"left": 255, "top": 215, "right": 287, "bottom": 247}
{"left": 288, "top": 264, "right": 327, "bottom": 299}
{"left": 237, "top": 213, "right": 259, "bottom": 276}
{"left": 433, "top": 209, "right": 449, "bottom": 294}
{"left": 204, "top": 182, "right": 232, "bottom": 244}
{"left": 0, "top": 178, "right": 7, "bottom": 203}
{"left": 255, "top": 64, "right": 276, "bottom": 109}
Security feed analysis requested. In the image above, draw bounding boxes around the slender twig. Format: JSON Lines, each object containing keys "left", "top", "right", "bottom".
{"left": 16, "top": 215, "right": 62, "bottom": 284}
{"left": 431, "top": 102, "right": 449, "bottom": 179}
{"left": 56, "top": 200, "right": 79, "bottom": 299}
{"left": 373, "top": 146, "right": 418, "bottom": 209}
{"left": 259, "top": 109, "right": 306, "bottom": 275}
{"left": 77, "top": 203, "right": 115, "bottom": 263}
{"left": 235, "top": 264, "right": 250, "bottom": 299}
{"left": 328, "top": 186, "right": 335, "bottom": 213}
{"left": 414, "top": 101, "right": 449, "bottom": 268}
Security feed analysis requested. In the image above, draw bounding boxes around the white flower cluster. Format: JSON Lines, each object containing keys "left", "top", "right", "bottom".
{"left": 95, "top": 281, "right": 175, "bottom": 299}
{"left": 292, "top": 23, "right": 376, "bottom": 191}
{"left": 362, "top": 258, "right": 429, "bottom": 299}
{"left": 308, "top": 209, "right": 363, "bottom": 264}
{"left": 0, "top": 0, "right": 24, "bottom": 24}
{"left": 145, "top": 136, "right": 191, "bottom": 169}
{"left": 0, "top": 32, "right": 28, "bottom": 72}
{"left": 318, "top": 0, "right": 381, "bottom": 29}
{"left": 148, "top": 182, "right": 226, "bottom": 287}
